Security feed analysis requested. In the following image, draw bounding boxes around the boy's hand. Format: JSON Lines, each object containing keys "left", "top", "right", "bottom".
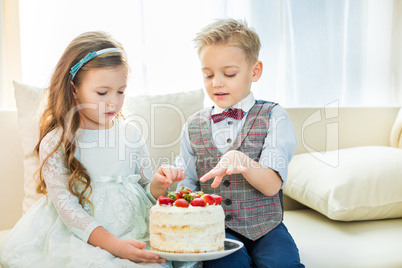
{"left": 200, "top": 150, "right": 247, "bottom": 188}
{"left": 151, "top": 165, "right": 185, "bottom": 198}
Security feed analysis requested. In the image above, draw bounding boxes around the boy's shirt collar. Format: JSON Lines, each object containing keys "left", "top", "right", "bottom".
{"left": 212, "top": 92, "right": 255, "bottom": 115}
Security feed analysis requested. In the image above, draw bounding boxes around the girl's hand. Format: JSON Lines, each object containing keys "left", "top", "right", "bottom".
{"left": 115, "top": 239, "right": 165, "bottom": 263}
{"left": 88, "top": 226, "right": 164, "bottom": 264}
{"left": 157, "top": 165, "right": 186, "bottom": 188}
{"left": 151, "top": 165, "right": 185, "bottom": 198}
{"left": 200, "top": 150, "right": 248, "bottom": 188}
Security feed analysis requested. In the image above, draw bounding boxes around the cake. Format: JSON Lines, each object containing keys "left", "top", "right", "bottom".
{"left": 149, "top": 187, "right": 225, "bottom": 253}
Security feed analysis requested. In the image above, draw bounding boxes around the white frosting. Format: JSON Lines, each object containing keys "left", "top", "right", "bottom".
{"left": 149, "top": 204, "right": 225, "bottom": 253}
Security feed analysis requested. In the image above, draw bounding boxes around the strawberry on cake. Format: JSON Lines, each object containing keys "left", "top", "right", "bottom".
{"left": 149, "top": 187, "right": 225, "bottom": 253}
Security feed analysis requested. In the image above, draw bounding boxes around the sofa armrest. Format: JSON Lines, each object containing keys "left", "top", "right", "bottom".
{"left": 0, "top": 110, "right": 24, "bottom": 230}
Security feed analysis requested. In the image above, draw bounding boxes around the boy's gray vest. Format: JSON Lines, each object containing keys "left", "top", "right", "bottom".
{"left": 187, "top": 100, "right": 283, "bottom": 241}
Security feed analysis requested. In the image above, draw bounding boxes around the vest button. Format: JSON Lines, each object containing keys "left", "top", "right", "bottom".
{"left": 225, "top": 215, "right": 232, "bottom": 221}
{"left": 224, "top": 199, "right": 232, "bottom": 205}
{"left": 223, "top": 180, "right": 230, "bottom": 187}
{"left": 226, "top": 138, "right": 232, "bottom": 143}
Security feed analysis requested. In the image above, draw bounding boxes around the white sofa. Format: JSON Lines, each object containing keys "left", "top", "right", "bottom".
{"left": 1, "top": 82, "right": 402, "bottom": 267}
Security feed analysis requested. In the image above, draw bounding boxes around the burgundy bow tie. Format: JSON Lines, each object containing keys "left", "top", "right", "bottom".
{"left": 211, "top": 108, "right": 245, "bottom": 123}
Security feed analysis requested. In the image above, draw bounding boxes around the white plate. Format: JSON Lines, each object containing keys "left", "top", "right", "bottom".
{"left": 145, "top": 238, "right": 244, "bottom": 261}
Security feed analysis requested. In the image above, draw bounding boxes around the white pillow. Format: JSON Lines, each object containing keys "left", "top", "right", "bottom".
{"left": 13, "top": 80, "right": 204, "bottom": 212}
{"left": 125, "top": 90, "right": 204, "bottom": 171}
{"left": 13, "top": 81, "right": 44, "bottom": 213}
{"left": 284, "top": 146, "right": 402, "bottom": 221}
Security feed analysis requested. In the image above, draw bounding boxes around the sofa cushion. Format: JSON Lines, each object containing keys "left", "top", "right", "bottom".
{"left": 13, "top": 81, "right": 204, "bottom": 213}
{"left": 284, "top": 146, "right": 402, "bottom": 221}
{"left": 284, "top": 209, "right": 402, "bottom": 267}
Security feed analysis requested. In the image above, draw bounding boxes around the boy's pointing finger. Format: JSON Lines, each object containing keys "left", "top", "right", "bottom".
{"left": 199, "top": 168, "right": 220, "bottom": 182}
{"left": 210, "top": 175, "right": 224, "bottom": 188}
{"left": 200, "top": 166, "right": 227, "bottom": 183}
{"left": 199, "top": 172, "right": 214, "bottom": 182}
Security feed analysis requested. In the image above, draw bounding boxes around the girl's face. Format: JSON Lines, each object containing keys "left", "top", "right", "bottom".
{"left": 72, "top": 65, "right": 128, "bottom": 130}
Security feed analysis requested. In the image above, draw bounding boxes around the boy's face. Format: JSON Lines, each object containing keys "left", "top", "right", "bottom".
{"left": 199, "top": 45, "right": 262, "bottom": 109}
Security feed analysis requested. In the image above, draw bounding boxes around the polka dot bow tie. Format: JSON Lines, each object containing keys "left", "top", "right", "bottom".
{"left": 211, "top": 108, "right": 245, "bottom": 123}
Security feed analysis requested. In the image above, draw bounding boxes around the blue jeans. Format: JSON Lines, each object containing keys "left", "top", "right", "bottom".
{"left": 203, "top": 223, "right": 304, "bottom": 268}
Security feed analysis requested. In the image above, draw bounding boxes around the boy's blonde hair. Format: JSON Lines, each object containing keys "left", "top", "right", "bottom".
{"left": 194, "top": 18, "right": 261, "bottom": 64}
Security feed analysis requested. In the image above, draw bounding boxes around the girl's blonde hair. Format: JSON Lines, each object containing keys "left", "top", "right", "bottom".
{"left": 34, "top": 31, "right": 128, "bottom": 210}
{"left": 193, "top": 18, "right": 261, "bottom": 65}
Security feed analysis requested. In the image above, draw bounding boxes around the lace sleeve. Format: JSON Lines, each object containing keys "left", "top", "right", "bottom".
{"left": 40, "top": 133, "right": 101, "bottom": 242}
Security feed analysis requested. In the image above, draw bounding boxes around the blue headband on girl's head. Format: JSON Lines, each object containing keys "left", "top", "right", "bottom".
{"left": 70, "top": 48, "right": 124, "bottom": 80}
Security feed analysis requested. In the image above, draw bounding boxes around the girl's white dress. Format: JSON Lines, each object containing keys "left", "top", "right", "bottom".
{"left": 0, "top": 120, "right": 199, "bottom": 268}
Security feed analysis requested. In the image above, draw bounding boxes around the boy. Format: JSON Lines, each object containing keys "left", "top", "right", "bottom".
{"left": 175, "top": 19, "right": 304, "bottom": 267}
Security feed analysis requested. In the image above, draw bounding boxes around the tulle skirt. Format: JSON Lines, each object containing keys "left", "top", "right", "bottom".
{"left": 0, "top": 182, "right": 200, "bottom": 268}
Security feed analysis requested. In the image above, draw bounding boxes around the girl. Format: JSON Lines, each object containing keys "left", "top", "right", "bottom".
{"left": 0, "top": 31, "right": 191, "bottom": 267}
